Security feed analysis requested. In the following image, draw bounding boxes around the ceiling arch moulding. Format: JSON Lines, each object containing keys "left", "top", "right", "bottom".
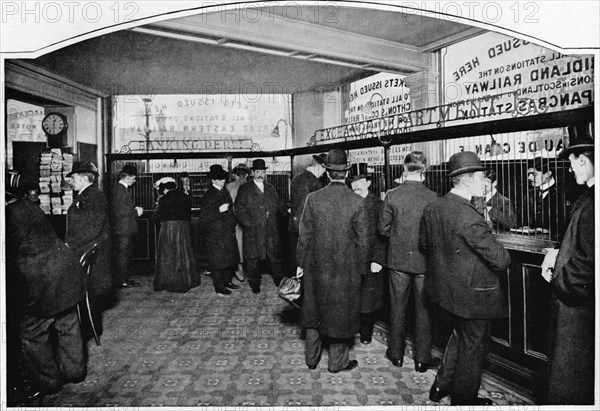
{"left": 144, "top": 12, "right": 426, "bottom": 74}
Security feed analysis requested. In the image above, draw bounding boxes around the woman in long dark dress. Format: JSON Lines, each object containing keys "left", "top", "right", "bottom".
{"left": 153, "top": 181, "right": 200, "bottom": 292}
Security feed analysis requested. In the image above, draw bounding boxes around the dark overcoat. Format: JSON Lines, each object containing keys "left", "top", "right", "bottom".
{"left": 288, "top": 169, "right": 323, "bottom": 233}
{"left": 199, "top": 185, "right": 240, "bottom": 270}
{"left": 419, "top": 192, "right": 511, "bottom": 319}
{"left": 360, "top": 192, "right": 387, "bottom": 313}
{"left": 487, "top": 191, "right": 517, "bottom": 231}
{"left": 298, "top": 182, "right": 370, "bottom": 338}
{"left": 546, "top": 187, "right": 594, "bottom": 404}
{"left": 234, "top": 181, "right": 283, "bottom": 261}
{"left": 109, "top": 183, "right": 138, "bottom": 235}
{"left": 66, "top": 185, "right": 113, "bottom": 300}
{"left": 379, "top": 180, "right": 438, "bottom": 273}
{"left": 6, "top": 199, "right": 85, "bottom": 317}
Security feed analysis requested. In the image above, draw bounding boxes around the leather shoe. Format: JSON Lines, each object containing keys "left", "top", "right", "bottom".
{"left": 251, "top": 286, "right": 261, "bottom": 294}
{"left": 234, "top": 269, "right": 245, "bottom": 282}
{"left": 360, "top": 336, "right": 372, "bottom": 344}
{"left": 429, "top": 383, "right": 451, "bottom": 402}
{"left": 452, "top": 397, "right": 494, "bottom": 406}
{"left": 226, "top": 282, "right": 240, "bottom": 289}
{"left": 307, "top": 364, "right": 317, "bottom": 370}
{"left": 328, "top": 359, "right": 358, "bottom": 374}
{"left": 415, "top": 357, "right": 441, "bottom": 373}
{"left": 385, "top": 349, "right": 403, "bottom": 367}
{"left": 118, "top": 281, "right": 140, "bottom": 288}
{"left": 215, "top": 288, "right": 231, "bottom": 295}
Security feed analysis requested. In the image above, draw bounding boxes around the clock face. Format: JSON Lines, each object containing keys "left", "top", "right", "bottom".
{"left": 42, "top": 113, "right": 67, "bottom": 136}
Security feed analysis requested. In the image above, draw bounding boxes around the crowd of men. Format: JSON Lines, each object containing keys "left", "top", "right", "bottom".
{"left": 5, "top": 134, "right": 595, "bottom": 405}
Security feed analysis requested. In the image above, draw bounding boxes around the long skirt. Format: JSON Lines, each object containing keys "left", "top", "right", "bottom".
{"left": 154, "top": 220, "right": 201, "bottom": 293}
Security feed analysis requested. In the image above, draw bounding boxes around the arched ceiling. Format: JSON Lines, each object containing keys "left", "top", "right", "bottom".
{"left": 17, "top": 5, "right": 484, "bottom": 95}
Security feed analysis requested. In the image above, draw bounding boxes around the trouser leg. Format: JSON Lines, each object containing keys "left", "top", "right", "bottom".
{"left": 113, "top": 234, "right": 133, "bottom": 285}
{"left": 359, "top": 311, "right": 377, "bottom": 340}
{"left": 433, "top": 318, "right": 459, "bottom": 392}
{"left": 328, "top": 338, "right": 351, "bottom": 371}
{"left": 246, "top": 258, "right": 261, "bottom": 290}
{"left": 268, "top": 255, "right": 284, "bottom": 285}
{"left": 54, "top": 307, "right": 86, "bottom": 381}
{"left": 20, "top": 315, "right": 61, "bottom": 391}
{"left": 388, "top": 269, "right": 411, "bottom": 360}
{"left": 288, "top": 231, "right": 299, "bottom": 275}
{"left": 305, "top": 328, "right": 322, "bottom": 367}
{"left": 413, "top": 274, "right": 434, "bottom": 363}
{"left": 211, "top": 268, "right": 227, "bottom": 290}
{"left": 451, "top": 318, "right": 491, "bottom": 405}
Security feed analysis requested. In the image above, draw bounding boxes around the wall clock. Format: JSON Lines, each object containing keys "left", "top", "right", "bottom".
{"left": 42, "top": 112, "right": 68, "bottom": 136}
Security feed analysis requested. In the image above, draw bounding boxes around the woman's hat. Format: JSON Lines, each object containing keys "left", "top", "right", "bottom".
{"left": 208, "top": 164, "right": 228, "bottom": 180}
{"left": 348, "top": 163, "right": 371, "bottom": 181}
{"left": 251, "top": 159, "right": 268, "bottom": 170}
{"left": 447, "top": 151, "right": 486, "bottom": 177}
{"left": 324, "top": 149, "right": 351, "bottom": 171}
{"left": 312, "top": 153, "right": 327, "bottom": 164}
{"left": 66, "top": 161, "right": 98, "bottom": 177}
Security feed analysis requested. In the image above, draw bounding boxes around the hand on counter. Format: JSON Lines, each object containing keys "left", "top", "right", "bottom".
{"left": 541, "top": 247, "right": 559, "bottom": 282}
{"left": 135, "top": 206, "right": 144, "bottom": 217}
{"left": 370, "top": 262, "right": 382, "bottom": 273}
{"left": 296, "top": 266, "right": 303, "bottom": 278}
{"left": 219, "top": 203, "right": 230, "bottom": 213}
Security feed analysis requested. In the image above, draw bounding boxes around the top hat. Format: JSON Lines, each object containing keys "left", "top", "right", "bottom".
{"left": 251, "top": 159, "right": 268, "bottom": 170}
{"left": 121, "top": 164, "right": 138, "bottom": 176}
{"left": 208, "top": 164, "right": 228, "bottom": 180}
{"left": 324, "top": 149, "right": 351, "bottom": 171}
{"left": 348, "top": 163, "right": 371, "bottom": 181}
{"left": 312, "top": 153, "right": 327, "bottom": 164}
{"left": 559, "top": 133, "right": 594, "bottom": 160}
{"left": 66, "top": 161, "right": 98, "bottom": 177}
{"left": 447, "top": 151, "right": 486, "bottom": 177}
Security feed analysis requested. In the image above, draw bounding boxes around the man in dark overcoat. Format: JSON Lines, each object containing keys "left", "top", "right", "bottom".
{"left": 234, "top": 159, "right": 285, "bottom": 293}
{"left": 66, "top": 162, "right": 112, "bottom": 304}
{"left": 109, "top": 164, "right": 143, "bottom": 288}
{"left": 297, "top": 149, "right": 370, "bottom": 373}
{"left": 6, "top": 192, "right": 87, "bottom": 399}
{"left": 349, "top": 163, "right": 387, "bottom": 345}
{"left": 378, "top": 151, "right": 440, "bottom": 372}
{"left": 288, "top": 153, "right": 326, "bottom": 272}
{"left": 541, "top": 136, "right": 595, "bottom": 404}
{"left": 420, "top": 151, "right": 510, "bottom": 406}
{"left": 200, "top": 164, "right": 240, "bottom": 295}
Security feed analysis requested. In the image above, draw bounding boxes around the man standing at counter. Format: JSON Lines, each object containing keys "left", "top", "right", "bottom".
{"left": 110, "top": 165, "right": 144, "bottom": 288}
{"left": 420, "top": 151, "right": 511, "bottom": 406}
{"left": 541, "top": 135, "right": 595, "bottom": 405}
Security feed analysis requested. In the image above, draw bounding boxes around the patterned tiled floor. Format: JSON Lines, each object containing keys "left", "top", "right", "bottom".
{"left": 24, "top": 274, "right": 533, "bottom": 407}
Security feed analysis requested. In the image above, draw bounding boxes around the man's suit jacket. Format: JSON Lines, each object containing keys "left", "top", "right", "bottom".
{"left": 109, "top": 183, "right": 138, "bottom": 236}
{"left": 234, "top": 180, "right": 283, "bottom": 260}
{"left": 420, "top": 192, "right": 511, "bottom": 319}
{"left": 288, "top": 169, "right": 323, "bottom": 233}
{"left": 199, "top": 185, "right": 240, "bottom": 270}
{"left": 546, "top": 186, "right": 595, "bottom": 404}
{"left": 379, "top": 180, "right": 438, "bottom": 273}
{"left": 6, "top": 199, "right": 85, "bottom": 317}
{"left": 360, "top": 192, "right": 387, "bottom": 314}
{"left": 66, "top": 185, "right": 113, "bottom": 299}
{"left": 298, "top": 182, "right": 370, "bottom": 338}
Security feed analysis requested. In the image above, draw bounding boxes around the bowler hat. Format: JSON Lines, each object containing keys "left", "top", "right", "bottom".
{"left": 559, "top": 136, "right": 594, "bottom": 160}
{"left": 121, "top": 164, "right": 138, "bottom": 176}
{"left": 324, "top": 149, "right": 351, "bottom": 171}
{"left": 447, "top": 151, "right": 486, "bottom": 177}
{"left": 251, "top": 159, "right": 268, "bottom": 170}
{"left": 348, "top": 163, "right": 371, "bottom": 181}
{"left": 312, "top": 153, "right": 327, "bottom": 164}
{"left": 66, "top": 161, "right": 98, "bottom": 177}
{"left": 208, "top": 164, "right": 228, "bottom": 180}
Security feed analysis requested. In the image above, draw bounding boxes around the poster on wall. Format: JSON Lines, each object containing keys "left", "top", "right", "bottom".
{"left": 443, "top": 31, "right": 594, "bottom": 123}
{"left": 6, "top": 100, "right": 46, "bottom": 169}
{"left": 113, "top": 94, "right": 291, "bottom": 154}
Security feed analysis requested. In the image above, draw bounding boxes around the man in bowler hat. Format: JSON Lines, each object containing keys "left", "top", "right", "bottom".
{"left": 420, "top": 151, "right": 510, "bottom": 405}
{"left": 541, "top": 133, "right": 595, "bottom": 404}
{"left": 234, "top": 159, "right": 285, "bottom": 293}
{"left": 288, "top": 153, "right": 326, "bottom": 272}
{"left": 297, "top": 149, "right": 370, "bottom": 373}
{"left": 109, "top": 164, "right": 144, "bottom": 288}
{"left": 200, "top": 164, "right": 240, "bottom": 295}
